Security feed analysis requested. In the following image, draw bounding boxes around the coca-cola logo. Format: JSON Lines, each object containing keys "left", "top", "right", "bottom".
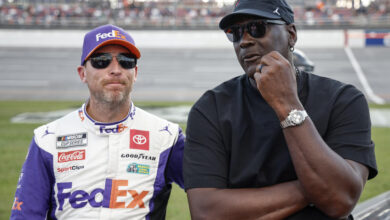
{"left": 58, "top": 150, "right": 85, "bottom": 163}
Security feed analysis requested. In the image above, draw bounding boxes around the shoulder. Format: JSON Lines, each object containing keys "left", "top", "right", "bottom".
{"left": 134, "top": 106, "right": 180, "bottom": 135}
{"left": 34, "top": 109, "right": 82, "bottom": 152}
{"left": 193, "top": 75, "right": 244, "bottom": 110}
{"left": 307, "top": 72, "right": 362, "bottom": 96}
{"left": 305, "top": 72, "right": 366, "bottom": 107}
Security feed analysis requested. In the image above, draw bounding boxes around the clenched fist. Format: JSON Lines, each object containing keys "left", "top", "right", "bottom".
{"left": 253, "top": 51, "right": 303, "bottom": 120}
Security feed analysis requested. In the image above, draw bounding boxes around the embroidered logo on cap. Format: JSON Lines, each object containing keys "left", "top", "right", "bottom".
{"left": 273, "top": 7, "right": 280, "bottom": 16}
{"left": 96, "top": 30, "right": 126, "bottom": 42}
{"left": 130, "top": 129, "right": 149, "bottom": 150}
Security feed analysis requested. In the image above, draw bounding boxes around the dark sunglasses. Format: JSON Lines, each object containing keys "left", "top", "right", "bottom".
{"left": 87, "top": 53, "right": 137, "bottom": 69}
{"left": 224, "top": 19, "right": 286, "bottom": 43}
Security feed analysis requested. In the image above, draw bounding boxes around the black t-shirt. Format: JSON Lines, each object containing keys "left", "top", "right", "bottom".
{"left": 183, "top": 71, "right": 378, "bottom": 219}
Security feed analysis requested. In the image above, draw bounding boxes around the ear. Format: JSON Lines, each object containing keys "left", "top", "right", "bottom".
{"left": 77, "top": 66, "right": 87, "bottom": 83}
{"left": 133, "top": 66, "right": 138, "bottom": 82}
{"left": 286, "top": 24, "right": 297, "bottom": 48}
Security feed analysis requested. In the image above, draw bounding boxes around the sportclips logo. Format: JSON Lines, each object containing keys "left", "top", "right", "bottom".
{"left": 57, "top": 179, "right": 149, "bottom": 210}
{"left": 96, "top": 30, "right": 126, "bottom": 42}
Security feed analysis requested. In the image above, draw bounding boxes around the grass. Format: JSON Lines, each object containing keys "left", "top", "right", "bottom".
{"left": 358, "top": 127, "right": 390, "bottom": 201}
{"left": 0, "top": 101, "right": 388, "bottom": 219}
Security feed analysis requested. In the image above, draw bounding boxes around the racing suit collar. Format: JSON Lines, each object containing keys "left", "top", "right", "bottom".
{"left": 79, "top": 102, "right": 136, "bottom": 135}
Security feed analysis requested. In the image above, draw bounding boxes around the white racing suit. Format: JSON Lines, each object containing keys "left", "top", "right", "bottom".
{"left": 10, "top": 103, "right": 185, "bottom": 220}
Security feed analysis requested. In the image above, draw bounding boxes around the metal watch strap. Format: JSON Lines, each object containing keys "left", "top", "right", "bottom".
{"left": 280, "top": 109, "right": 308, "bottom": 128}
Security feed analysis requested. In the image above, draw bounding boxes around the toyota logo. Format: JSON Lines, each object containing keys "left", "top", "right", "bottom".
{"left": 133, "top": 135, "right": 147, "bottom": 145}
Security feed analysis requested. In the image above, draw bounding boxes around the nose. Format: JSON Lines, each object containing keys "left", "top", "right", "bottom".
{"left": 239, "top": 31, "right": 255, "bottom": 48}
{"left": 108, "top": 56, "right": 122, "bottom": 75}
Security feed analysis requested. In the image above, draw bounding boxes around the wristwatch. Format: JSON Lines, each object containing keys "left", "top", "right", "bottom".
{"left": 280, "top": 109, "right": 308, "bottom": 128}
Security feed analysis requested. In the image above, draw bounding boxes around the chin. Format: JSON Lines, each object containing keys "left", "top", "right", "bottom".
{"left": 103, "top": 91, "right": 127, "bottom": 104}
{"left": 245, "top": 67, "right": 256, "bottom": 79}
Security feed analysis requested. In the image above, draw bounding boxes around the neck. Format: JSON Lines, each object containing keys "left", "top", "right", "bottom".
{"left": 86, "top": 98, "right": 131, "bottom": 123}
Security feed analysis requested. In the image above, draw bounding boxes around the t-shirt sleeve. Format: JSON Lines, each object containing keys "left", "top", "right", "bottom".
{"left": 324, "top": 86, "right": 378, "bottom": 179}
{"left": 183, "top": 94, "right": 229, "bottom": 190}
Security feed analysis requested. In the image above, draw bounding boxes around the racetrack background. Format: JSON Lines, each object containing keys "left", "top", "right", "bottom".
{"left": 1, "top": 29, "right": 390, "bottom": 103}
{"left": 1, "top": 29, "right": 390, "bottom": 219}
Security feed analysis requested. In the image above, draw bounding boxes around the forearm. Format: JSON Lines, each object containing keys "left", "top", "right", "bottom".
{"left": 282, "top": 118, "right": 366, "bottom": 217}
{"left": 187, "top": 181, "right": 308, "bottom": 220}
{"left": 254, "top": 51, "right": 370, "bottom": 218}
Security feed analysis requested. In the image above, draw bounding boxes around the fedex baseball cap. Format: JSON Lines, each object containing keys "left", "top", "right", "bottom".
{"left": 219, "top": 0, "right": 294, "bottom": 30}
{"left": 81, "top": 24, "right": 141, "bottom": 65}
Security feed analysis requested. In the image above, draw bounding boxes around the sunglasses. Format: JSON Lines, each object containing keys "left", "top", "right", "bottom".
{"left": 87, "top": 53, "right": 137, "bottom": 69}
{"left": 224, "top": 19, "right": 286, "bottom": 43}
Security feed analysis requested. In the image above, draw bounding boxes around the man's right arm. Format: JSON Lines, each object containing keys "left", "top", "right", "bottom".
{"left": 187, "top": 181, "right": 307, "bottom": 220}
{"left": 10, "top": 137, "right": 54, "bottom": 220}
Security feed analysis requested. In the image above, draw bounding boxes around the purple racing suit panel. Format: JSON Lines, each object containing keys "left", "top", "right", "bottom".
{"left": 165, "top": 129, "right": 185, "bottom": 189}
{"left": 146, "top": 128, "right": 185, "bottom": 220}
{"left": 10, "top": 138, "right": 56, "bottom": 220}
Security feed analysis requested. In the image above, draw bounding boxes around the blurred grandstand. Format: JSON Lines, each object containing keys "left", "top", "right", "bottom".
{"left": 0, "top": 0, "right": 389, "bottom": 29}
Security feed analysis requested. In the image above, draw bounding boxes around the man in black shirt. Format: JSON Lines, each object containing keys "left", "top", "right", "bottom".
{"left": 183, "top": 0, "right": 378, "bottom": 219}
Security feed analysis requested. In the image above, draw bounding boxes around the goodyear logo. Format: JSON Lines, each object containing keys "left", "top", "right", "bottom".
{"left": 96, "top": 30, "right": 126, "bottom": 42}
{"left": 127, "top": 163, "right": 150, "bottom": 175}
{"left": 57, "top": 179, "right": 149, "bottom": 210}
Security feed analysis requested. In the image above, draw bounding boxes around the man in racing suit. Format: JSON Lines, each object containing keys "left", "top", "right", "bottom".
{"left": 10, "top": 24, "right": 185, "bottom": 220}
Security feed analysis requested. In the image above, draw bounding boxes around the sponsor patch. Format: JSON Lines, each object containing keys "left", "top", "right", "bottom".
{"left": 127, "top": 163, "right": 150, "bottom": 175}
{"left": 99, "top": 123, "right": 127, "bottom": 134}
{"left": 58, "top": 150, "right": 86, "bottom": 163}
{"left": 57, "top": 179, "right": 149, "bottom": 210}
{"left": 130, "top": 129, "right": 149, "bottom": 150}
{"left": 121, "top": 153, "right": 156, "bottom": 161}
{"left": 78, "top": 109, "right": 85, "bottom": 122}
{"left": 57, "top": 165, "right": 85, "bottom": 173}
{"left": 56, "top": 133, "right": 87, "bottom": 148}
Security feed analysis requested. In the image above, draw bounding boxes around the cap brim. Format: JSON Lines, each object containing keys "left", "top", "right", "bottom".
{"left": 83, "top": 39, "right": 141, "bottom": 63}
{"left": 219, "top": 9, "right": 281, "bottom": 29}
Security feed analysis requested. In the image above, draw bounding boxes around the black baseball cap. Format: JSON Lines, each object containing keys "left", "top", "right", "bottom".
{"left": 219, "top": 0, "right": 294, "bottom": 30}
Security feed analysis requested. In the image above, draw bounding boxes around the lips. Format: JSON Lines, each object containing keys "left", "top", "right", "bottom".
{"left": 106, "top": 81, "right": 123, "bottom": 85}
{"left": 104, "top": 79, "right": 125, "bottom": 85}
{"left": 243, "top": 53, "right": 261, "bottom": 62}
{"left": 103, "top": 80, "right": 126, "bottom": 89}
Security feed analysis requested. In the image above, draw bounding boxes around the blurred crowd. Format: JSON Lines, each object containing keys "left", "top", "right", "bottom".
{"left": 0, "top": 1, "right": 390, "bottom": 29}
{"left": 294, "top": 1, "right": 390, "bottom": 27}
{"left": 0, "top": 1, "right": 229, "bottom": 28}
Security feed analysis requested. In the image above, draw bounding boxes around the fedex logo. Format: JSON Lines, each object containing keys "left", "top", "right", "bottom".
{"left": 78, "top": 109, "right": 84, "bottom": 122}
{"left": 57, "top": 179, "right": 149, "bottom": 210}
{"left": 96, "top": 30, "right": 126, "bottom": 42}
{"left": 99, "top": 123, "right": 128, "bottom": 134}
{"left": 12, "top": 197, "right": 23, "bottom": 211}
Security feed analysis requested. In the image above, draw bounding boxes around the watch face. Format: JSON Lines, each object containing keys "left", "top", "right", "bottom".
{"left": 291, "top": 112, "right": 303, "bottom": 124}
